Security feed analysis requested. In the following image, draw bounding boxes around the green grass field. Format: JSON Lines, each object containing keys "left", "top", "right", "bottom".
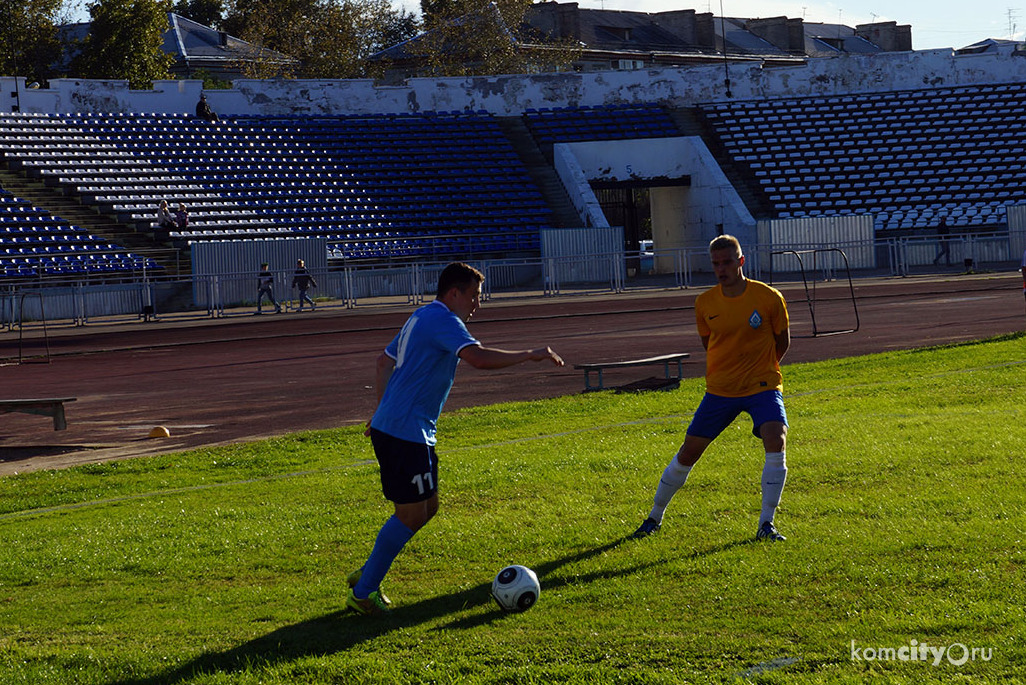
{"left": 1, "top": 333, "right": 1024, "bottom": 684}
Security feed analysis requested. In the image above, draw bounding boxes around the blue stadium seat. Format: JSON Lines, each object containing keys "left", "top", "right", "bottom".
{"left": 1, "top": 110, "right": 557, "bottom": 264}
{"left": 699, "top": 82, "right": 1026, "bottom": 231}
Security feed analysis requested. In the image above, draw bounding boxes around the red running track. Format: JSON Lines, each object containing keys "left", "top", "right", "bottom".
{"left": 1, "top": 273, "right": 1022, "bottom": 474}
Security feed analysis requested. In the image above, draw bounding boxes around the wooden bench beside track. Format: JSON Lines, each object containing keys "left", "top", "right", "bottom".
{"left": 0, "top": 398, "right": 77, "bottom": 431}
{"left": 574, "top": 353, "right": 690, "bottom": 391}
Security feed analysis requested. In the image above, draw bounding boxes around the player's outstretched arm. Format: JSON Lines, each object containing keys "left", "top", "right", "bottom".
{"left": 459, "top": 344, "right": 564, "bottom": 370}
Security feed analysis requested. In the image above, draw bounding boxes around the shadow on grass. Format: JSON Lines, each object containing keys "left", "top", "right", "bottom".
{"left": 112, "top": 535, "right": 747, "bottom": 684}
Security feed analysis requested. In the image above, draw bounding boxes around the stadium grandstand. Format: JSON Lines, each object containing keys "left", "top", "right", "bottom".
{"left": 3, "top": 40, "right": 1026, "bottom": 324}
{"left": 0, "top": 188, "right": 160, "bottom": 278}
{"left": 0, "top": 110, "right": 549, "bottom": 258}
{"left": 697, "top": 82, "right": 1026, "bottom": 232}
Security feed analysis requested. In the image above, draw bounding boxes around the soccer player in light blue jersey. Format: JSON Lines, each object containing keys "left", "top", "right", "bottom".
{"left": 347, "top": 262, "right": 564, "bottom": 615}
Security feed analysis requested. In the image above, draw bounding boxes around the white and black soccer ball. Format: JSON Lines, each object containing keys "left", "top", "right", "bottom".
{"left": 491, "top": 564, "right": 540, "bottom": 613}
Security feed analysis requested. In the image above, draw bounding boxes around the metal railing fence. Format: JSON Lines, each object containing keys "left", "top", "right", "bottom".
{"left": 3, "top": 232, "right": 1023, "bottom": 331}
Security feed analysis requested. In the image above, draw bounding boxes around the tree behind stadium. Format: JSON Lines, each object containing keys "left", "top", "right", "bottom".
{"left": 219, "top": 0, "right": 420, "bottom": 78}
{"left": 0, "top": 0, "right": 63, "bottom": 85}
{"left": 414, "top": 0, "right": 579, "bottom": 77}
{"left": 72, "top": 0, "right": 174, "bottom": 88}
{"left": 173, "top": 0, "right": 223, "bottom": 28}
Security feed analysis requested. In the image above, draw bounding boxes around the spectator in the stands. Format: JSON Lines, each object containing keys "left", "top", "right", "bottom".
{"left": 175, "top": 203, "right": 189, "bottom": 231}
{"left": 196, "top": 94, "right": 218, "bottom": 122}
{"left": 157, "top": 200, "right": 176, "bottom": 231}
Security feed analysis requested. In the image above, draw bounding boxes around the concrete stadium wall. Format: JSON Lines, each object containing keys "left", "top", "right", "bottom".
{"left": 4, "top": 45, "right": 1026, "bottom": 116}
{"left": 551, "top": 144, "right": 607, "bottom": 230}
{"left": 553, "top": 136, "right": 755, "bottom": 271}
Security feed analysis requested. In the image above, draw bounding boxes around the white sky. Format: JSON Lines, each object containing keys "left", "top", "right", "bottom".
{"left": 391, "top": 0, "right": 1026, "bottom": 51}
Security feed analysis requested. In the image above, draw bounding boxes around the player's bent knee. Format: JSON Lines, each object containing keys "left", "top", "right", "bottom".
{"left": 676, "top": 436, "right": 711, "bottom": 467}
{"left": 759, "top": 421, "right": 787, "bottom": 452}
{"left": 395, "top": 498, "right": 438, "bottom": 532}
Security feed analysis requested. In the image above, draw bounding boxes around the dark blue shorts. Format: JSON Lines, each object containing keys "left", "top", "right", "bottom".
{"left": 369, "top": 428, "right": 438, "bottom": 504}
{"left": 687, "top": 390, "right": 788, "bottom": 440}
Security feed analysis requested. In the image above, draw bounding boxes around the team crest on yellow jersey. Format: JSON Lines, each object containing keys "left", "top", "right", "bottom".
{"left": 749, "top": 310, "right": 762, "bottom": 328}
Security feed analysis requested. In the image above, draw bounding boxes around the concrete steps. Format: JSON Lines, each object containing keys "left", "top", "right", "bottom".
{"left": 0, "top": 166, "right": 187, "bottom": 275}
{"left": 496, "top": 116, "right": 582, "bottom": 228}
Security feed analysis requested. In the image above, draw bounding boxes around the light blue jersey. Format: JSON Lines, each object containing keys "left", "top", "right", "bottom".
{"left": 370, "top": 300, "right": 479, "bottom": 445}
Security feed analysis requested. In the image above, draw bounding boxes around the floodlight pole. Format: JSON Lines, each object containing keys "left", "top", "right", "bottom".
{"left": 720, "top": 0, "right": 732, "bottom": 98}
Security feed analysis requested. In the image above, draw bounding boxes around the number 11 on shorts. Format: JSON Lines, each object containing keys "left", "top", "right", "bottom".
{"left": 411, "top": 472, "right": 434, "bottom": 496}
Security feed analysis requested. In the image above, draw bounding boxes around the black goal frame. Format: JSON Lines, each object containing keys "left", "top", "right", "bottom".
{"left": 770, "top": 248, "right": 860, "bottom": 338}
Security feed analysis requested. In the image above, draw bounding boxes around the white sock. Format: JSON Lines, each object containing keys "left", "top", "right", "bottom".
{"left": 760, "top": 451, "right": 787, "bottom": 525}
{"left": 648, "top": 458, "right": 692, "bottom": 523}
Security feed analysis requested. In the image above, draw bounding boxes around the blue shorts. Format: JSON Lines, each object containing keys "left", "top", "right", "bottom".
{"left": 687, "top": 390, "right": 788, "bottom": 440}
{"left": 369, "top": 428, "right": 438, "bottom": 504}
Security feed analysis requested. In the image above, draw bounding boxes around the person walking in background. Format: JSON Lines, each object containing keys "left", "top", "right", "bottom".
{"left": 291, "top": 259, "right": 317, "bottom": 311}
{"left": 256, "top": 263, "right": 281, "bottom": 314}
{"left": 347, "top": 262, "right": 564, "bottom": 615}
{"left": 933, "top": 218, "right": 952, "bottom": 266}
{"left": 632, "top": 234, "right": 792, "bottom": 543}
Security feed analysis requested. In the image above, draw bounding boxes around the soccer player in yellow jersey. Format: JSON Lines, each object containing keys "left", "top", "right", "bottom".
{"left": 633, "top": 235, "right": 791, "bottom": 542}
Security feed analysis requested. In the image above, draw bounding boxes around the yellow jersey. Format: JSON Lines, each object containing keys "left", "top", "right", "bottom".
{"left": 695, "top": 279, "right": 788, "bottom": 397}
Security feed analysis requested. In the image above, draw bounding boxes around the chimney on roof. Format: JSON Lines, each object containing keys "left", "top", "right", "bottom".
{"left": 653, "top": 9, "right": 718, "bottom": 51}
{"left": 652, "top": 9, "right": 695, "bottom": 40}
{"left": 219, "top": 31, "right": 228, "bottom": 47}
{"left": 856, "top": 21, "right": 912, "bottom": 51}
{"left": 526, "top": 1, "right": 581, "bottom": 40}
{"left": 694, "top": 12, "right": 716, "bottom": 51}
{"left": 747, "top": 16, "right": 806, "bottom": 55}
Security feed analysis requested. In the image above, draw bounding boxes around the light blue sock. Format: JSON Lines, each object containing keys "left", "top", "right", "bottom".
{"left": 353, "top": 515, "right": 414, "bottom": 599}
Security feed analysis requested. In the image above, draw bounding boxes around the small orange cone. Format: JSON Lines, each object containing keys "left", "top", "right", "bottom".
{"left": 148, "top": 426, "right": 171, "bottom": 438}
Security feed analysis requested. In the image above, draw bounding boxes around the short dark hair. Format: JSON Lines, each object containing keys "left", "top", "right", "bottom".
{"left": 709, "top": 234, "right": 742, "bottom": 257}
{"left": 437, "top": 262, "right": 484, "bottom": 298}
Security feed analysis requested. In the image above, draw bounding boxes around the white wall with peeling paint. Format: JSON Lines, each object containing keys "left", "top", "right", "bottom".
{"left": 3, "top": 45, "right": 1026, "bottom": 116}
